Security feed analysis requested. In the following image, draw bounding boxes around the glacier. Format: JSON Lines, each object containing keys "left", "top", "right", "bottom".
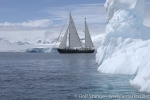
{"left": 96, "top": 0, "right": 150, "bottom": 93}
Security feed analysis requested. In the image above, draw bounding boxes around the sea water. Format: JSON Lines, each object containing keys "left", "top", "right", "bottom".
{"left": 0, "top": 53, "right": 149, "bottom": 100}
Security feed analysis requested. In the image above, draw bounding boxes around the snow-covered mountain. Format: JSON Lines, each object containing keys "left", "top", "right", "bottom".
{"left": 96, "top": 0, "right": 150, "bottom": 93}
{"left": 0, "top": 37, "right": 59, "bottom": 52}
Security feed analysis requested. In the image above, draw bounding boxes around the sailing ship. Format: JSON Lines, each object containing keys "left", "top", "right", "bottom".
{"left": 57, "top": 13, "right": 95, "bottom": 53}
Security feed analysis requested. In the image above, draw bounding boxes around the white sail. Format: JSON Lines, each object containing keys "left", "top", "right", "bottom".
{"left": 59, "top": 27, "right": 68, "bottom": 49}
{"left": 85, "top": 18, "right": 94, "bottom": 48}
{"left": 68, "top": 14, "right": 82, "bottom": 48}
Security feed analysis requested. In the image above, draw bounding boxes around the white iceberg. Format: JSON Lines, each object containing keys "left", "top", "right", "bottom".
{"left": 96, "top": 0, "right": 150, "bottom": 93}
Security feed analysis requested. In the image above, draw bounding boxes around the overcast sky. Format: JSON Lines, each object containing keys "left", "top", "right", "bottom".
{"left": 0, "top": 0, "right": 150, "bottom": 42}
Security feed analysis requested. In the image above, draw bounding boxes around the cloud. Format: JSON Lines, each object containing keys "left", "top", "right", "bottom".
{"left": 0, "top": 19, "right": 52, "bottom": 27}
{"left": 0, "top": 3, "right": 106, "bottom": 42}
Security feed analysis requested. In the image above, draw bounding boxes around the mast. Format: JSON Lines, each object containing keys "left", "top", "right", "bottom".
{"left": 85, "top": 18, "right": 86, "bottom": 48}
{"left": 69, "top": 31, "right": 70, "bottom": 48}
{"left": 84, "top": 18, "right": 94, "bottom": 48}
{"left": 68, "top": 12, "right": 71, "bottom": 48}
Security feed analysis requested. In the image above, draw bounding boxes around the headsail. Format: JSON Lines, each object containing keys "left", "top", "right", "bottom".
{"left": 85, "top": 18, "right": 94, "bottom": 48}
{"left": 68, "top": 13, "right": 82, "bottom": 48}
{"left": 59, "top": 27, "right": 68, "bottom": 49}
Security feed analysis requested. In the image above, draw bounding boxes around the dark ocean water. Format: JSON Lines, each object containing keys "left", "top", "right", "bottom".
{"left": 0, "top": 53, "right": 148, "bottom": 100}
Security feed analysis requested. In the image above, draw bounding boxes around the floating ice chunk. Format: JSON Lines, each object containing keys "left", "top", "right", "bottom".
{"left": 26, "top": 48, "right": 58, "bottom": 53}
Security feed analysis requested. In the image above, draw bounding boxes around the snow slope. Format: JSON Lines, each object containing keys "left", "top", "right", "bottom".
{"left": 0, "top": 38, "right": 59, "bottom": 53}
{"left": 96, "top": 0, "right": 150, "bottom": 93}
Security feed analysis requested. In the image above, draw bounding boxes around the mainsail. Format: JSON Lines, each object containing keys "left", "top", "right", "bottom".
{"left": 85, "top": 18, "right": 94, "bottom": 48}
{"left": 68, "top": 14, "right": 82, "bottom": 48}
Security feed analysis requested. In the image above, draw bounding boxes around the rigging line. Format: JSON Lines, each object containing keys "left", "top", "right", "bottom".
{"left": 54, "top": 14, "right": 69, "bottom": 48}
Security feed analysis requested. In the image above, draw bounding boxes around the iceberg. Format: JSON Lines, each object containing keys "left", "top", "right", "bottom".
{"left": 26, "top": 47, "right": 58, "bottom": 53}
{"left": 96, "top": 0, "right": 150, "bottom": 93}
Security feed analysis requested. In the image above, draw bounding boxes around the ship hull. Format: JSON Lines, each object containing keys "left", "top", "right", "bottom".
{"left": 57, "top": 48, "right": 95, "bottom": 53}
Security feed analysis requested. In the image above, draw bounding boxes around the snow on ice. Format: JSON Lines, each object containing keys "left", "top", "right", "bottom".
{"left": 96, "top": 0, "right": 150, "bottom": 93}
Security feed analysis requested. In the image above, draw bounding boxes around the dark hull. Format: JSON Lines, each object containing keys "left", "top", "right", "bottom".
{"left": 57, "top": 48, "right": 95, "bottom": 53}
